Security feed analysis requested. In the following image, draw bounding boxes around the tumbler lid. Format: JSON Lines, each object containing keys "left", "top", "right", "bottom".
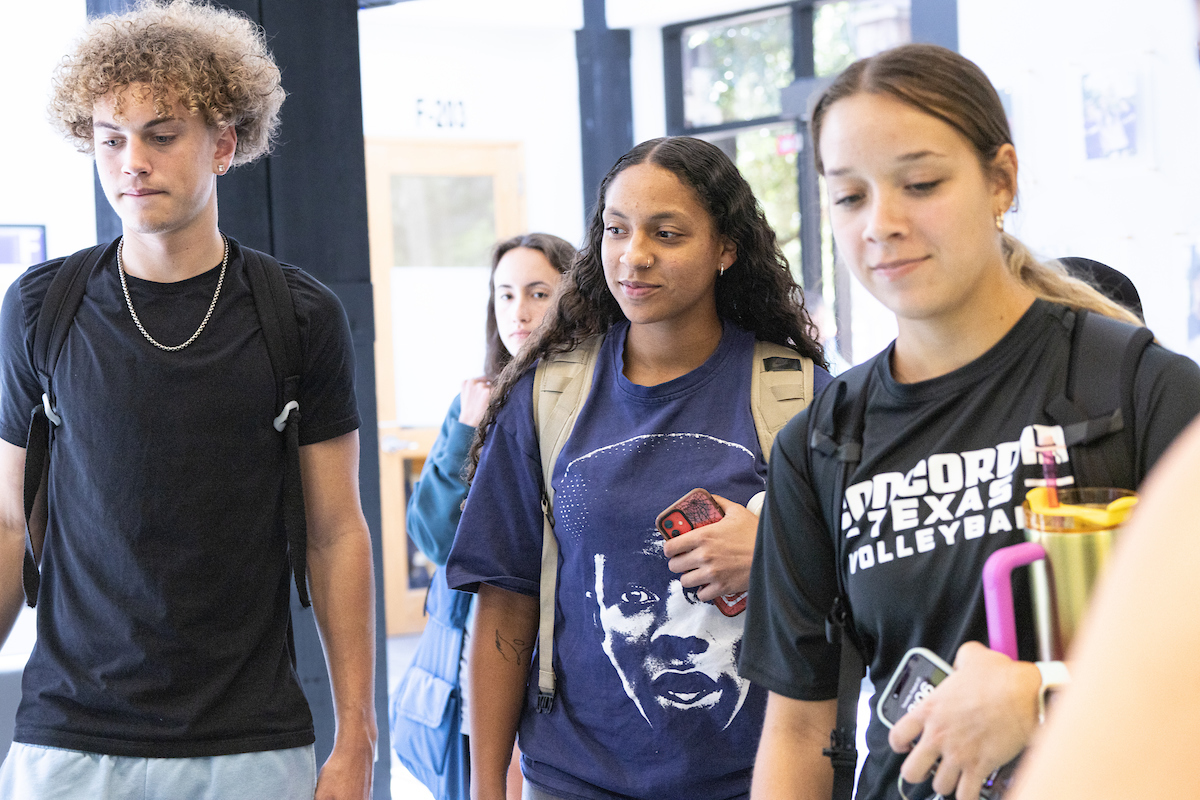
{"left": 1025, "top": 487, "right": 1138, "bottom": 528}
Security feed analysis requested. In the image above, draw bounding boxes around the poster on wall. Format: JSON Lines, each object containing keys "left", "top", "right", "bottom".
{"left": 1081, "top": 70, "right": 1140, "bottom": 160}
{"left": 0, "top": 225, "right": 46, "bottom": 291}
{"left": 0, "top": 225, "right": 45, "bottom": 269}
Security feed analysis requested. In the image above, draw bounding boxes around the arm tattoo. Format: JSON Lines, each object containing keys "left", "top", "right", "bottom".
{"left": 495, "top": 629, "right": 534, "bottom": 664}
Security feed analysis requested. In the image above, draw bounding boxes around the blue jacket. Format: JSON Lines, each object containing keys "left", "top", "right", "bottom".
{"left": 390, "top": 567, "right": 471, "bottom": 800}
{"left": 393, "top": 394, "right": 475, "bottom": 800}
{"left": 408, "top": 394, "right": 474, "bottom": 565}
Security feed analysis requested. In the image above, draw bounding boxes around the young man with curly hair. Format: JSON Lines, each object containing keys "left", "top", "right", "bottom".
{"left": 0, "top": 2, "right": 376, "bottom": 798}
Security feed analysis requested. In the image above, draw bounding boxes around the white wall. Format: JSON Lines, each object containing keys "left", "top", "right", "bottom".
{"left": 2, "top": 0, "right": 92, "bottom": 672}
{"left": 3, "top": 0, "right": 95, "bottom": 262}
{"left": 359, "top": 1, "right": 587, "bottom": 425}
{"left": 620, "top": 0, "right": 1200, "bottom": 362}
{"left": 962, "top": 0, "right": 1200, "bottom": 352}
{"left": 358, "top": 1, "right": 585, "bottom": 246}
{"left": 608, "top": 0, "right": 772, "bottom": 29}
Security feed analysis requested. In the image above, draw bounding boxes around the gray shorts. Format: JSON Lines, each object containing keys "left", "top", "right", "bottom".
{"left": 522, "top": 782, "right": 568, "bottom": 800}
{"left": 0, "top": 742, "right": 316, "bottom": 800}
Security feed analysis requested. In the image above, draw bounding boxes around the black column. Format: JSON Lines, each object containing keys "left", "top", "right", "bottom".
{"left": 576, "top": 0, "right": 634, "bottom": 221}
{"left": 790, "top": 5, "right": 822, "bottom": 294}
{"left": 85, "top": 2, "right": 389, "bottom": 796}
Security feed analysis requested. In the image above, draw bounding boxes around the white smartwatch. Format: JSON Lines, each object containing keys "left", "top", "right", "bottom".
{"left": 1035, "top": 660, "right": 1071, "bottom": 723}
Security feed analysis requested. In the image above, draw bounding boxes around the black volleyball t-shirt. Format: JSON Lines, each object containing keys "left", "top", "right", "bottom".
{"left": 740, "top": 299, "right": 1200, "bottom": 800}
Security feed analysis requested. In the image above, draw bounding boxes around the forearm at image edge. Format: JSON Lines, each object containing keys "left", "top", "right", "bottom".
{"left": 469, "top": 583, "right": 538, "bottom": 800}
{"left": 0, "top": 440, "right": 29, "bottom": 648}
{"left": 751, "top": 692, "right": 837, "bottom": 800}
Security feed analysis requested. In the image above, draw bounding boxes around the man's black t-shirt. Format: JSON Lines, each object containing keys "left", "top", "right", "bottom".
{"left": 740, "top": 300, "right": 1200, "bottom": 799}
{"left": 0, "top": 238, "right": 359, "bottom": 758}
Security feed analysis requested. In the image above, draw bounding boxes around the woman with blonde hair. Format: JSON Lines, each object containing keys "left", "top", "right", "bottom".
{"left": 741, "top": 43, "right": 1200, "bottom": 800}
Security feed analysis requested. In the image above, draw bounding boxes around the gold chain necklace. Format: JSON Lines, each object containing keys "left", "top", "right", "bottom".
{"left": 117, "top": 235, "right": 228, "bottom": 352}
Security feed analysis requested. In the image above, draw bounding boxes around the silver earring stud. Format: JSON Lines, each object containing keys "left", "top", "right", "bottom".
{"left": 719, "top": 263, "right": 726, "bottom": 277}
{"left": 218, "top": 164, "right": 226, "bottom": 174}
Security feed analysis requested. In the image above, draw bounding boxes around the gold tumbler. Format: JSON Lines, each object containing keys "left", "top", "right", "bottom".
{"left": 1021, "top": 487, "right": 1136, "bottom": 660}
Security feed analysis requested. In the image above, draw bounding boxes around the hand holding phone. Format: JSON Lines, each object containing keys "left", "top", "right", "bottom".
{"left": 656, "top": 488, "right": 748, "bottom": 617}
{"left": 878, "top": 647, "right": 954, "bottom": 729}
{"left": 879, "top": 647, "right": 1019, "bottom": 799}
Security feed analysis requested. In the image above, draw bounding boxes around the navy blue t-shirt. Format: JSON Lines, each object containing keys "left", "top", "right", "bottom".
{"left": 448, "top": 321, "right": 831, "bottom": 800}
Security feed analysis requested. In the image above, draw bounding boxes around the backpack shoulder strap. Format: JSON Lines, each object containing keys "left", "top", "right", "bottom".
{"left": 22, "top": 243, "right": 108, "bottom": 608}
{"left": 241, "top": 247, "right": 303, "bottom": 413}
{"left": 241, "top": 246, "right": 311, "bottom": 608}
{"left": 31, "top": 243, "right": 108, "bottom": 391}
{"left": 1046, "top": 308, "right": 1152, "bottom": 489}
{"left": 531, "top": 335, "right": 603, "bottom": 712}
{"left": 750, "top": 340, "right": 814, "bottom": 463}
{"left": 806, "top": 365, "right": 874, "bottom": 800}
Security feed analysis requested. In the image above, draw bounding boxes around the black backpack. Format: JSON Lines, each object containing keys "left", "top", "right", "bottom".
{"left": 812, "top": 305, "right": 1153, "bottom": 799}
{"left": 20, "top": 240, "right": 312, "bottom": 610}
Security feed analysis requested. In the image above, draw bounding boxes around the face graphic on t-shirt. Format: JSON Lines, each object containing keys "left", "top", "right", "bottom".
{"left": 558, "top": 432, "right": 756, "bottom": 731}
{"left": 592, "top": 534, "right": 749, "bottom": 729}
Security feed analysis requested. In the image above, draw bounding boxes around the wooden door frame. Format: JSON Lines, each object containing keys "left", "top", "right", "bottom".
{"left": 364, "top": 138, "right": 526, "bottom": 635}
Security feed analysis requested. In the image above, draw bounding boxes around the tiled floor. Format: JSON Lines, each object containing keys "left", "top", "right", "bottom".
{"left": 386, "top": 633, "right": 436, "bottom": 800}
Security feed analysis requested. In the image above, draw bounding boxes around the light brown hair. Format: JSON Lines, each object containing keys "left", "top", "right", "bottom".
{"left": 811, "top": 43, "right": 1141, "bottom": 326}
{"left": 50, "top": 0, "right": 285, "bottom": 167}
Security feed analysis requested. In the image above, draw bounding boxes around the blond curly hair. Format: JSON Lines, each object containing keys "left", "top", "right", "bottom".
{"left": 50, "top": 0, "right": 285, "bottom": 167}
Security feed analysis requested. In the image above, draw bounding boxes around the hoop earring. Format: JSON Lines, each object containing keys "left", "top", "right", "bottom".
{"left": 719, "top": 262, "right": 726, "bottom": 277}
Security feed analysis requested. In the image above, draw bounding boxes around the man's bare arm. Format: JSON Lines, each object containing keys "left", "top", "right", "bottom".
{"left": 302, "top": 431, "right": 377, "bottom": 800}
{"left": 0, "top": 440, "right": 29, "bottom": 648}
{"left": 751, "top": 692, "right": 837, "bottom": 800}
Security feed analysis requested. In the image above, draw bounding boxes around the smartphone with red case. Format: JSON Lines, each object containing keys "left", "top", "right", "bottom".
{"left": 655, "top": 488, "right": 748, "bottom": 617}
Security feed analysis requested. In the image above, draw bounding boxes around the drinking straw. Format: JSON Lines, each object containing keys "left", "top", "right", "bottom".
{"left": 1041, "top": 449, "right": 1059, "bottom": 508}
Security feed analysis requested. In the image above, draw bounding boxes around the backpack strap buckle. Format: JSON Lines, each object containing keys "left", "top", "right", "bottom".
{"left": 823, "top": 727, "right": 858, "bottom": 768}
{"left": 41, "top": 393, "right": 61, "bottom": 427}
{"left": 273, "top": 400, "right": 300, "bottom": 432}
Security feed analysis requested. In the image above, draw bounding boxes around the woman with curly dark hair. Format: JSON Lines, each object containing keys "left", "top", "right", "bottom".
{"left": 445, "top": 136, "right": 830, "bottom": 800}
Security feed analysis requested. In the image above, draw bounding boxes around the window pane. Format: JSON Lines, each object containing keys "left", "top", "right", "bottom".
{"left": 814, "top": 0, "right": 912, "bottom": 77}
{"left": 682, "top": 8, "right": 794, "bottom": 128}
{"left": 709, "top": 122, "right": 802, "bottom": 281}
{"left": 390, "top": 174, "right": 495, "bottom": 267}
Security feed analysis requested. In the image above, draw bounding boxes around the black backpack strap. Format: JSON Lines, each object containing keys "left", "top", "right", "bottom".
{"left": 824, "top": 599, "right": 865, "bottom": 800}
{"left": 242, "top": 247, "right": 310, "bottom": 608}
{"left": 809, "top": 368, "right": 873, "bottom": 800}
{"left": 1045, "top": 308, "right": 1152, "bottom": 489}
{"left": 22, "top": 243, "right": 108, "bottom": 607}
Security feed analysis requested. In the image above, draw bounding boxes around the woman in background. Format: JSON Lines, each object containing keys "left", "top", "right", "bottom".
{"left": 398, "top": 232, "right": 574, "bottom": 800}
{"left": 407, "top": 233, "right": 575, "bottom": 564}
